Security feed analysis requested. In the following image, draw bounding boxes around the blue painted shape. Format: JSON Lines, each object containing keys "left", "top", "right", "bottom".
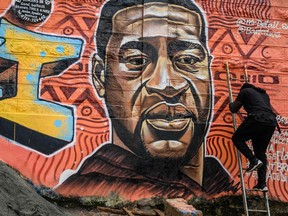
{"left": 40, "top": 51, "right": 47, "bottom": 57}
{"left": 56, "top": 45, "right": 64, "bottom": 53}
{"left": 0, "top": 37, "right": 4, "bottom": 46}
{"left": 26, "top": 74, "right": 34, "bottom": 82}
{"left": 54, "top": 119, "right": 62, "bottom": 127}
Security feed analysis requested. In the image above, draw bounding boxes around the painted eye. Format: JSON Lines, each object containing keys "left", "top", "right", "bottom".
{"left": 175, "top": 55, "right": 199, "bottom": 65}
{"left": 124, "top": 55, "right": 150, "bottom": 70}
{"left": 173, "top": 55, "right": 201, "bottom": 72}
{"left": 128, "top": 56, "right": 149, "bottom": 65}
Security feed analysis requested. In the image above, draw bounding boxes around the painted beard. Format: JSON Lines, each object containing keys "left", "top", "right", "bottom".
{"left": 110, "top": 102, "right": 207, "bottom": 168}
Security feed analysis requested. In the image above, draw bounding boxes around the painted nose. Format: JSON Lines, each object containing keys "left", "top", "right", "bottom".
{"left": 145, "top": 56, "right": 189, "bottom": 99}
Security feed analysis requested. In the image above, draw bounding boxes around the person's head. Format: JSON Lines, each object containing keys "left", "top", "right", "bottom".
{"left": 240, "top": 83, "right": 266, "bottom": 93}
{"left": 92, "top": 0, "right": 213, "bottom": 164}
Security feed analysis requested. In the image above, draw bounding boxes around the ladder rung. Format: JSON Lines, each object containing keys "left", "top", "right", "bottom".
{"left": 242, "top": 168, "right": 257, "bottom": 171}
{"left": 248, "top": 209, "right": 268, "bottom": 213}
{"left": 245, "top": 188, "right": 268, "bottom": 193}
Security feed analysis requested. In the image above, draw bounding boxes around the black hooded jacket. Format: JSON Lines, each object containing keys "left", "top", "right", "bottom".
{"left": 229, "top": 83, "right": 277, "bottom": 126}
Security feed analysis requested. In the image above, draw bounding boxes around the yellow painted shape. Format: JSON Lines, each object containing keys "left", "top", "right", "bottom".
{"left": 0, "top": 99, "right": 72, "bottom": 140}
{"left": 0, "top": 22, "right": 78, "bottom": 141}
{"left": 5, "top": 29, "right": 76, "bottom": 62}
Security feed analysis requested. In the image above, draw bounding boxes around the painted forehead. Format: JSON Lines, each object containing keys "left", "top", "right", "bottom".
{"left": 112, "top": 2, "right": 203, "bottom": 38}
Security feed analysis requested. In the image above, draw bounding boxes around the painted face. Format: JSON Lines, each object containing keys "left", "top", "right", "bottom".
{"left": 104, "top": 3, "right": 212, "bottom": 159}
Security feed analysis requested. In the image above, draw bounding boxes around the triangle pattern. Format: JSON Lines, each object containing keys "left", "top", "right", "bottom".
{"left": 60, "top": 86, "right": 77, "bottom": 100}
{"left": 82, "top": 17, "right": 97, "bottom": 30}
{"left": 239, "top": 31, "right": 254, "bottom": 45}
{"left": 52, "top": 16, "right": 89, "bottom": 42}
{"left": 208, "top": 28, "right": 218, "bottom": 40}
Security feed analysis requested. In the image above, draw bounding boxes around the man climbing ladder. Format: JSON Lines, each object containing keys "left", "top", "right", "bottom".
{"left": 225, "top": 62, "right": 280, "bottom": 216}
{"left": 229, "top": 82, "right": 278, "bottom": 191}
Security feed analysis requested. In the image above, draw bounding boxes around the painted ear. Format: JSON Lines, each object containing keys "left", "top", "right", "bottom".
{"left": 92, "top": 53, "right": 105, "bottom": 97}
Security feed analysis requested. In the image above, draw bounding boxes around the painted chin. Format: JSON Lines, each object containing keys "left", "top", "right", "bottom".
{"left": 140, "top": 103, "right": 195, "bottom": 158}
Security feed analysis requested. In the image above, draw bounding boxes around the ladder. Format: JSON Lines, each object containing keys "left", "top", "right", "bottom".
{"left": 225, "top": 62, "right": 271, "bottom": 216}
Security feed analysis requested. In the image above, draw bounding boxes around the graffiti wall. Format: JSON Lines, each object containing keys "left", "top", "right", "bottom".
{"left": 0, "top": 0, "right": 287, "bottom": 202}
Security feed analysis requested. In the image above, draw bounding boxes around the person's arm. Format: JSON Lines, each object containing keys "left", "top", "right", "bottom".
{"left": 229, "top": 90, "right": 244, "bottom": 113}
{"left": 229, "top": 101, "right": 242, "bottom": 113}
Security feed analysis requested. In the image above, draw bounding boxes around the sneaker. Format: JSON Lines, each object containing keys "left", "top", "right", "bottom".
{"left": 246, "top": 159, "right": 263, "bottom": 172}
{"left": 253, "top": 183, "right": 268, "bottom": 192}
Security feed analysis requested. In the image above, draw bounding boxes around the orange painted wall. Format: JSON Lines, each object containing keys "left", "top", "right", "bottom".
{"left": 0, "top": 0, "right": 287, "bottom": 202}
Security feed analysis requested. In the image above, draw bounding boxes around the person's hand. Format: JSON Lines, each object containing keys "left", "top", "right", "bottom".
{"left": 229, "top": 101, "right": 242, "bottom": 113}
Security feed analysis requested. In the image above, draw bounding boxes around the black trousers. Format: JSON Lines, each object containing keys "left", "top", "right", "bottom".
{"left": 232, "top": 117, "right": 275, "bottom": 183}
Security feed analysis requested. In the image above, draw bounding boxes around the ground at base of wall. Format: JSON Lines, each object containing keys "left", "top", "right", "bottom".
{"left": 189, "top": 195, "right": 288, "bottom": 216}
{"left": 1, "top": 160, "right": 288, "bottom": 216}
{"left": 0, "top": 161, "right": 72, "bottom": 216}
{"left": 58, "top": 195, "right": 288, "bottom": 216}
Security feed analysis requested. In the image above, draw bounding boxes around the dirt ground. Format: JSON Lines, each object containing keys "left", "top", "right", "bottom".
{"left": 0, "top": 161, "right": 161, "bottom": 216}
{"left": 1, "top": 161, "right": 287, "bottom": 216}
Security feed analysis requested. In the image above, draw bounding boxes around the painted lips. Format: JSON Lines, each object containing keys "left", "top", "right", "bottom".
{"left": 141, "top": 102, "right": 195, "bottom": 157}
{"left": 144, "top": 102, "right": 194, "bottom": 130}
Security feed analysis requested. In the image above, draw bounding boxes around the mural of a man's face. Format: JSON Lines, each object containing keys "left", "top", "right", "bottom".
{"left": 95, "top": 2, "right": 212, "bottom": 161}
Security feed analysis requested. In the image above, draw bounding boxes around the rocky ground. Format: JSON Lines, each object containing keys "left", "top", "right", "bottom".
{"left": 1, "top": 161, "right": 287, "bottom": 216}
{"left": 0, "top": 161, "right": 70, "bottom": 216}
{"left": 0, "top": 161, "right": 163, "bottom": 216}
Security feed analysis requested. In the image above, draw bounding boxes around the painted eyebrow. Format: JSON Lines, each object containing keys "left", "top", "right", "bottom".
{"left": 168, "top": 41, "right": 206, "bottom": 58}
{"left": 119, "top": 41, "right": 157, "bottom": 55}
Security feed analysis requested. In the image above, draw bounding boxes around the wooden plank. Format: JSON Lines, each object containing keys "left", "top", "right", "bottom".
{"left": 123, "top": 207, "right": 135, "bottom": 216}
{"left": 131, "top": 209, "right": 156, "bottom": 216}
{"left": 97, "top": 206, "right": 124, "bottom": 214}
{"left": 154, "top": 209, "right": 165, "bottom": 216}
{"left": 98, "top": 206, "right": 160, "bottom": 216}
